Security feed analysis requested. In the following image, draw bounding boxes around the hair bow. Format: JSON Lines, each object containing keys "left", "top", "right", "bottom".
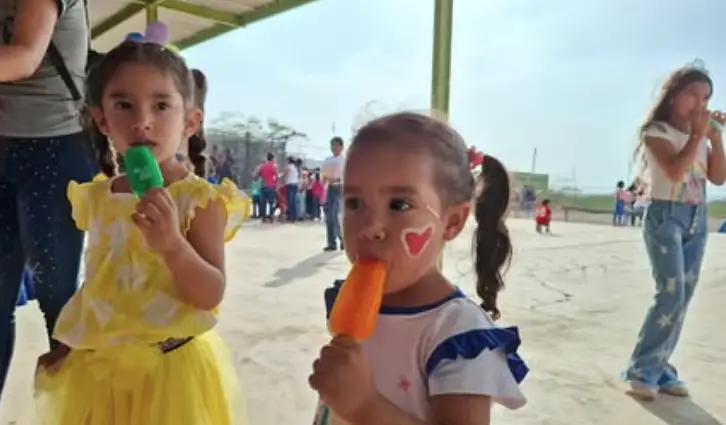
{"left": 468, "top": 146, "right": 484, "bottom": 169}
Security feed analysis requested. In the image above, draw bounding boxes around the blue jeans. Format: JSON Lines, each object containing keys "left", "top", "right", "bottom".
{"left": 325, "top": 185, "right": 342, "bottom": 248}
{"left": 260, "top": 187, "right": 276, "bottom": 218}
{"left": 0, "top": 133, "right": 95, "bottom": 397}
{"left": 624, "top": 200, "right": 707, "bottom": 388}
{"left": 297, "top": 190, "right": 307, "bottom": 220}
{"left": 285, "top": 184, "right": 298, "bottom": 221}
{"left": 311, "top": 196, "right": 321, "bottom": 220}
{"left": 251, "top": 194, "right": 261, "bottom": 217}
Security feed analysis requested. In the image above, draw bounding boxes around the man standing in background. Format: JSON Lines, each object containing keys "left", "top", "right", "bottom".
{"left": 322, "top": 137, "right": 345, "bottom": 251}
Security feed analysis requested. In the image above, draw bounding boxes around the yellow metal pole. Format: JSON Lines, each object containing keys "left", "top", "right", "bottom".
{"left": 431, "top": 0, "right": 454, "bottom": 269}
{"left": 146, "top": 3, "right": 159, "bottom": 24}
{"left": 431, "top": 0, "right": 453, "bottom": 119}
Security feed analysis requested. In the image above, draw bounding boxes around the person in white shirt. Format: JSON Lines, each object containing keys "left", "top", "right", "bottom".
{"left": 322, "top": 137, "right": 345, "bottom": 250}
{"left": 308, "top": 112, "right": 527, "bottom": 425}
{"left": 624, "top": 64, "right": 726, "bottom": 400}
{"left": 282, "top": 156, "right": 300, "bottom": 222}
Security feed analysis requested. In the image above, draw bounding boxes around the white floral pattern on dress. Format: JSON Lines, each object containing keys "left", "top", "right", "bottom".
{"left": 53, "top": 176, "right": 248, "bottom": 348}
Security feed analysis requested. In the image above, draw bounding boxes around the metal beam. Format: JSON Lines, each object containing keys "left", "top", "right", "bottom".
{"left": 146, "top": 3, "right": 159, "bottom": 24}
{"left": 92, "top": 0, "right": 167, "bottom": 39}
{"left": 430, "top": 0, "right": 454, "bottom": 119}
{"left": 159, "top": 1, "right": 239, "bottom": 27}
{"left": 174, "top": 0, "right": 319, "bottom": 50}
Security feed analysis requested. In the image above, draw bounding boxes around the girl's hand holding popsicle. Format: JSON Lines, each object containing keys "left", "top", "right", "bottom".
{"left": 709, "top": 110, "right": 726, "bottom": 140}
{"left": 131, "top": 187, "right": 185, "bottom": 255}
{"left": 309, "top": 259, "right": 388, "bottom": 423}
{"left": 309, "top": 336, "right": 379, "bottom": 424}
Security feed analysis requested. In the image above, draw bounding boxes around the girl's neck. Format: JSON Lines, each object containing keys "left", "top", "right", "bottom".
{"left": 382, "top": 269, "right": 454, "bottom": 308}
{"left": 158, "top": 159, "right": 192, "bottom": 183}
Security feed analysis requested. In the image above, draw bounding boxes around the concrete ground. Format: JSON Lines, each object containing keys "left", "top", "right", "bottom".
{"left": 1, "top": 218, "right": 725, "bottom": 424}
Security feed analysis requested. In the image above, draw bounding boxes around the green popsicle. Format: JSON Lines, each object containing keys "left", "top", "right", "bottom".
{"left": 125, "top": 146, "right": 164, "bottom": 198}
{"left": 711, "top": 118, "right": 724, "bottom": 133}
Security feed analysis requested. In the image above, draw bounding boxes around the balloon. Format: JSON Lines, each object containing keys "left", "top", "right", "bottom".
{"left": 144, "top": 21, "right": 169, "bottom": 45}
{"left": 125, "top": 32, "right": 144, "bottom": 42}
{"left": 165, "top": 43, "right": 180, "bottom": 54}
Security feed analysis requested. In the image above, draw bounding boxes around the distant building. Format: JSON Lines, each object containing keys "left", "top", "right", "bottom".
{"left": 510, "top": 171, "right": 549, "bottom": 192}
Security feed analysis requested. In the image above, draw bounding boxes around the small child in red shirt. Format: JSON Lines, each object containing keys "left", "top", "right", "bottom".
{"left": 535, "top": 199, "right": 552, "bottom": 233}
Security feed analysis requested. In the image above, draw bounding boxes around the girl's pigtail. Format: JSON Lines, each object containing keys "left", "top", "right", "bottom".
{"left": 472, "top": 154, "right": 512, "bottom": 320}
{"left": 89, "top": 120, "right": 117, "bottom": 177}
{"left": 188, "top": 68, "right": 208, "bottom": 178}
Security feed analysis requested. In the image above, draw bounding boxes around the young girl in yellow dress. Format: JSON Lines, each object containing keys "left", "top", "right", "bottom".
{"left": 33, "top": 33, "right": 248, "bottom": 425}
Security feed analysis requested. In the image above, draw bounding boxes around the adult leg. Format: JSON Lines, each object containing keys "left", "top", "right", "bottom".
{"left": 325, "top": 186, "right": 338, "bottom": 251}
{"left": 0, "top": 179, "right": 25, "bottom": 397}
{"left": 10, "top": 135, "right": 92, "bottom": 347}
{"left": 297, "top": 190, "right": 306, "bottom": 220}
{"left": 262, "top": 187, "right": 273, "bottom": 219}
{"left": 252, "top": 195, "right": 260, "bottom": 218}
{"left": 312, "top": 196, "right": 320, "bottom": 220}
{"left": 330, "top": 186, "right": 343, "bottom": 246}
{"left": 305, "top": 189, "right": 315, "bottom": 219}
{"left": 624, "top": 203, "right": 688, "bottom": 395}
{"left": 285, "top": 184, "right": 297, "bottom": 222}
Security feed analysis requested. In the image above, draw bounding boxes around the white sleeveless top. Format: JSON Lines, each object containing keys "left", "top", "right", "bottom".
{"left": 643, "top": 121, "right": 708, "bottom": 204}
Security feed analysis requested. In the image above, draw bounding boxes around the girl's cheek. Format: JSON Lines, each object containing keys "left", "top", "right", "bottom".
{"left": 399, "top": 222, "right": 435, "bottom": 259}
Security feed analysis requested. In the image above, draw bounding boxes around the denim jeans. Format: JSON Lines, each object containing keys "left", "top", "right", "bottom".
{"left": 624, "top": 200, "right": 707, "bottom": 388}
{"left": 297, "top": 190, "right": 306, "bottom": 220}
{"left": 311, "top": 196, "right": 321, "bottom": 220}
{"left": 0, "top": 133, "right": 95, "bottom": 397}
{"left": 260, "top": 187, "right": 276, "bottom": 218}
{"left": 251, "top": 194, "right": 261, "bottom": 217}
{"left": 325, "top": 185, "right": 343, "bottom": 248}
{"left": 285, "top": 183, "right": 298, "bottom": 221}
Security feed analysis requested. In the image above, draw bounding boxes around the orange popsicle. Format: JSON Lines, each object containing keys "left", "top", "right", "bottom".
{"left": 329, "top": 259, "right": 387, "bottom": 341}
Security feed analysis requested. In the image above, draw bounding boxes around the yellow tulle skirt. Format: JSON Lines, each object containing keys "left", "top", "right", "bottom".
{"left": 34, "top": 331, "right": 246, "bottom": 425}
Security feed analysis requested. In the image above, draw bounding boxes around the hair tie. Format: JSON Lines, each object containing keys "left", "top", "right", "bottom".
{"left": 124, "top": 21, "right": 179, "bottom": 53}
{"left": 144, "top": 21, "right": 169, "bottom": 45}
{"left": 468, "top": 146, "right": 484, "bottom": 169}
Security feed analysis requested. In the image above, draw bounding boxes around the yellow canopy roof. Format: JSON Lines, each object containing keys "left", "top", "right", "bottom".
{"left": 90, "top": 0, "right": 317, "bottom": 52}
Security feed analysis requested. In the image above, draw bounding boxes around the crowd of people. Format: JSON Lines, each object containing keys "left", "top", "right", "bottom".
{"left": 250, "top": 136, "right": 345, "bottom": 251}
{"left": 250, "top": 153, "right": 325, "bottom": 222}
{"left": 613, "top": 179, "right": 650, "bottom": 227}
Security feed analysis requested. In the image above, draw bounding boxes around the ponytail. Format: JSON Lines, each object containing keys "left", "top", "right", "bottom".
{"left": 472, "top": 155, "right": 512, "bottom": 320}
{"left": 188, "top": 68, "right": 208, "bottom": 178}
{"left": 88, "top": 119, "right": 117, "bottom": 177}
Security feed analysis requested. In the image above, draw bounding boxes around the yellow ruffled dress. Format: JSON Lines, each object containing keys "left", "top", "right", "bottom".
{"left": 34, "top": 175, "right": 250, "bottom": 425}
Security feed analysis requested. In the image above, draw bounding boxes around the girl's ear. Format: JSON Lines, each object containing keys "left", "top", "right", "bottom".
{"left": 442, "top": 201, "right": 470, "bottom": 241}
{"left": 90, "top": 107, "right": 110, "bottom": 136}
{"left": 184, "top": 108, "right": 202, "bottom": 140}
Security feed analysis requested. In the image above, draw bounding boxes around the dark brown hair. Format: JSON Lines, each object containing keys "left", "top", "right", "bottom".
{"left": 189, "top": 68, "right": 208, "bottom": 177}
{"left": 351, "top": 112, "right": 512, "bottom": 319}
{"left": 635, "top": 67, "right": 713, "bottom": 169}
{"left": 85, "top": 41, "right": 206, "bottom": 177}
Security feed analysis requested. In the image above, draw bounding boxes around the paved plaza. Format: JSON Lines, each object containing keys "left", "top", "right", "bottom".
{"left": 1, "top": 219, "right": 725, "bottom": 424}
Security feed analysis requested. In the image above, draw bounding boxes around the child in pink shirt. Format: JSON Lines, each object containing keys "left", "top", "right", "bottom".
{"left": 311, "top": 173, "right": 325, "bottom": 220}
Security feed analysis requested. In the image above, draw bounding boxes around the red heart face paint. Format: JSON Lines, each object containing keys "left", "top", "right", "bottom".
{"left": 401, "top": 223, "right": 434, "bottom": 258}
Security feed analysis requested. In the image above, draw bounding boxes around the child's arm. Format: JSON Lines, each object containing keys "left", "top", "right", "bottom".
{"left": 161, "top": 200, "right": 227, "bottom": 310}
